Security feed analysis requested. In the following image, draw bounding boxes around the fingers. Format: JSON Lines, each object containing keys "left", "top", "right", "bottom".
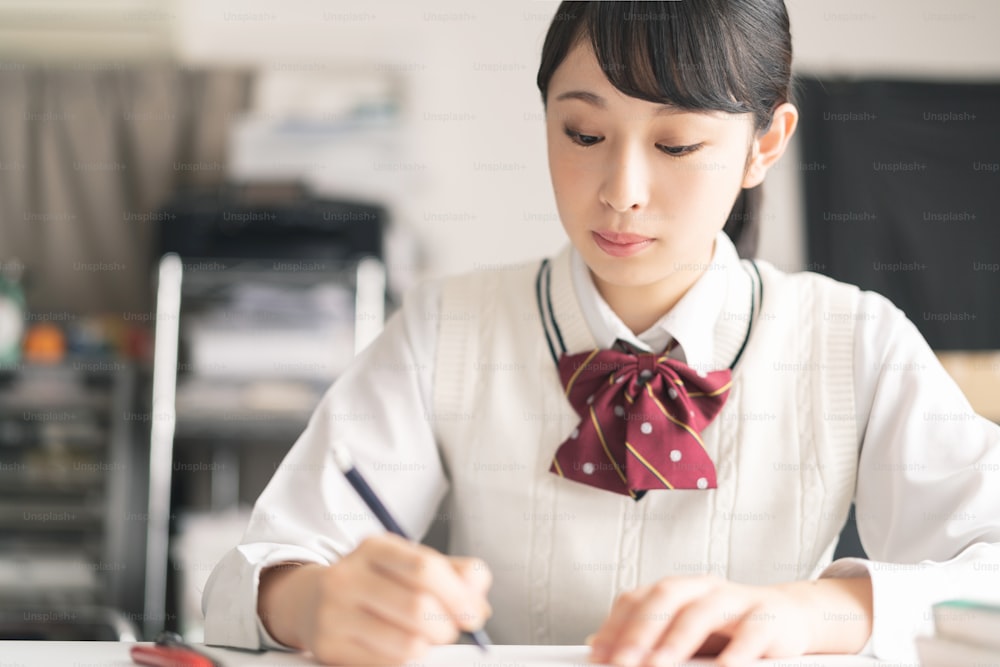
{"left": 712, "top": 605, "right": 776, "bottom": 667}
{"left": 311, "top": 604, "right": 429, "bottom": 666}
{"left": 645, "top": 590, "right": 742, "bottom": 666}
{"left": 301, "top": 535, "right": 494, "bottom": 666}
{"left": 360, "top": 534, "right": 492, "bottom": 632}
{"left": 588, "top": 585, "right": 656, "bottom": 665}
{"left": 590, "top": 576, "right": 817, "bottom": 667}
{"left": 590, "top": 576, "right": 721, "bottom": 666}
{"left": 350, "top": 565, "right": 461, "bottom": 645}
{"left": 450, "top": 556, "right": 493, "bottom": 596}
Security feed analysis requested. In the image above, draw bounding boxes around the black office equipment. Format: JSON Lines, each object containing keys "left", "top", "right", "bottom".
{"left": 156, "top": 182, "right": 386, "bottom": 263}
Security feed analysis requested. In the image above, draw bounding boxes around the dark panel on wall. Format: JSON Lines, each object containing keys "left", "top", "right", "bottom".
{"left": 797, "top": 77, "right": 1000, "bottom": 350}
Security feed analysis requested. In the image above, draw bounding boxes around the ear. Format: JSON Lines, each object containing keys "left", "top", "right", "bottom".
{"left": 741, "top": 102, "right": 799, "bottom": 189}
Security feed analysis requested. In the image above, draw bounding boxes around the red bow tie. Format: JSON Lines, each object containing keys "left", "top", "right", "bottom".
{"left": 550, "top": 345, "right": 732, "bottom": 499}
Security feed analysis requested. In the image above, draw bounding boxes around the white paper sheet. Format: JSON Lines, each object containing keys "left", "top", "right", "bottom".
{"left": 406, "top": 645, "right": 602, "bottom": 666}
{"left": 0, "top": 641, "right": 892, "bottom": 667}
{"left": 400, "top": 647, "right": 884, "bottom": 666}
{"left": 200, "top": 644, "right": 709, "bottom": 666}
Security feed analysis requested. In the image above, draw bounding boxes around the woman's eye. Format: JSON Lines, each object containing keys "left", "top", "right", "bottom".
{"left": 564, "top": 127, "right": 603, "bottom": 147}
{"left": 656, "top": 143, "right": 702, "bottom": 156}
{"left": 562, "top": 126, "right": 702, "bottom": 156}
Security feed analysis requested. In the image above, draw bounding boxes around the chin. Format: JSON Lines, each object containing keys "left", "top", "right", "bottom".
{"left": 589, "top": 255, "right": 673, "bottom": 289}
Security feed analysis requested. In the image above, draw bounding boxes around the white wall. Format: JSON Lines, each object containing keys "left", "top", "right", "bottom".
{"left": 173, "top": 0, "right": 561, "bottom": 282}
{"left": 171, "top": 0, "right": 1000, "bottom": 280}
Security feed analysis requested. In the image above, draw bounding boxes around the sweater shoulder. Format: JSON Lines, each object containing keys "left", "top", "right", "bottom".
{"left": 753, "top": 259, "right": 862, "bottom": 303}
{"left": 438, "top": 256, "right": 545, "bottom": 297}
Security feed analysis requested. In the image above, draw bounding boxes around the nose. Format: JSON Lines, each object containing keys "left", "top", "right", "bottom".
{"left": 598, "top": 141, "right": 651, "bottom": 213}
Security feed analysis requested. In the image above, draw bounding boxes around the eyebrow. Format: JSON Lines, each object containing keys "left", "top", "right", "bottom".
{"left": 553, "top": 90, "right": 684, "bottom": 116}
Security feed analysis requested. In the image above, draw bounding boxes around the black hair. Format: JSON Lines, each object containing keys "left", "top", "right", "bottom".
{"left": 536, "top": 0, "right": 794, "bottom": 257}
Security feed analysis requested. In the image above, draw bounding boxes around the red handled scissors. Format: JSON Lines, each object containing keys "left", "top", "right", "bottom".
{"left": 130, "top": 631, "right": 222, "bottom": 667}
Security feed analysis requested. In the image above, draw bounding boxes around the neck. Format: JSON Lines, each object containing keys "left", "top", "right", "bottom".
{"left": 592, "top": 243, "right": 715, "bottom": 335}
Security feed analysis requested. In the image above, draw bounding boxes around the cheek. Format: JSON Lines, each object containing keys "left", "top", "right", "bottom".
{"left": 656, "top": 154, "right": 747, "bottom": 219}
{"left": 548, "top": 149, "right": 594, "bottom": 209}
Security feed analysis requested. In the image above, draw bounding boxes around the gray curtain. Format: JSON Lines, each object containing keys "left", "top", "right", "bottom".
{"left": 0, "top": 65, "right": 253, "bottom": 315}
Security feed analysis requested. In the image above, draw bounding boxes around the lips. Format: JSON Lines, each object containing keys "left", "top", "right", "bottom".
{"left": 594, "top": 231, "right": 654, "bottom": 245}
{"left": 591, "top": 230, "right": 655, "bottom": 258}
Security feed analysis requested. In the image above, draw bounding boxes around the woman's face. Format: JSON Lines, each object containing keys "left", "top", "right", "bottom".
{"left": 545, "top": 39, "right": 758, "bottom": 291}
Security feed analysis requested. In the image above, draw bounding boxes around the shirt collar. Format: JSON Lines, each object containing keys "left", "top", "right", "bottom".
{"left": 569, "top": 231, "right": 738, "bottom": 369}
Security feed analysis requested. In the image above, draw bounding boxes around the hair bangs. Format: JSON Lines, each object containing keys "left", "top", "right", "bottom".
{"left": 584, "top": 1, "right": 753, "bottom": 117}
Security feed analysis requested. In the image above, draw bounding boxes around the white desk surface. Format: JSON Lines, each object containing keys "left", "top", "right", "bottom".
{"left": 0, "top": 641, "right": 904, "bottom": 666}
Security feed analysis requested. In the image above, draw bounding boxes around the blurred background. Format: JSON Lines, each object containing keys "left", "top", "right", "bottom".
{"left": 0, "top": 0, "right": 997, "bottom": 645}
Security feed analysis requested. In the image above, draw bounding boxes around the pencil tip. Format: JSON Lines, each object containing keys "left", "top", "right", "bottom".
{"left": 471, "top": 628, "right": 492, "bottom": 650}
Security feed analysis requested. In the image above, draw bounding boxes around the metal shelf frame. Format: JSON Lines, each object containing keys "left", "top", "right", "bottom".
{"left": 143, "top": 252, "right": 385, "bottom": 639}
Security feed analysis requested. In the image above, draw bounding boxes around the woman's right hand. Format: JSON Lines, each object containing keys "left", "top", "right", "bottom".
{"left": 257, "top": 533, "right": 493, "bottom": 665}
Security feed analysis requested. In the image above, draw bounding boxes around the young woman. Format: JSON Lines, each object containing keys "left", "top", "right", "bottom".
{"left": 203, "top": 2, "right": 1000, "bottom": 666}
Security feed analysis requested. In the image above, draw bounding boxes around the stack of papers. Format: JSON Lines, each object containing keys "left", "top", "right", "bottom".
{"left": 186, "top": 283, "right": 355, "bottom": 380}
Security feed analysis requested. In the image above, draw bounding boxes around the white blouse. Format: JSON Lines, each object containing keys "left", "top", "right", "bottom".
{"left": 201, "top": 233, "right": 1000, "bottom": 662}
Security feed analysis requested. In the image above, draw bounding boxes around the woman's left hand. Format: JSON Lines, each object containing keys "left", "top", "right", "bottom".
{"left": 587, "top": 574, "right": 872, "bottom": 667}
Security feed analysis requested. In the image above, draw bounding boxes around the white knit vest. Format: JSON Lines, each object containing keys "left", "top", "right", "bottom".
{"left": 431, "top": 244, "right": 859, "bottom": 645}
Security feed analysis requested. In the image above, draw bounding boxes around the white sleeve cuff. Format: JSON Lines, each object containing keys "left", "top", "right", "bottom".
{"left": 819, "top": 557, "right": 939, "bottom": 663}
{"left": 817, "top": 558, "right": 874, "bottom": 657}
{"left": 202, "top": 544, "right": 330, "bottom": 650}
